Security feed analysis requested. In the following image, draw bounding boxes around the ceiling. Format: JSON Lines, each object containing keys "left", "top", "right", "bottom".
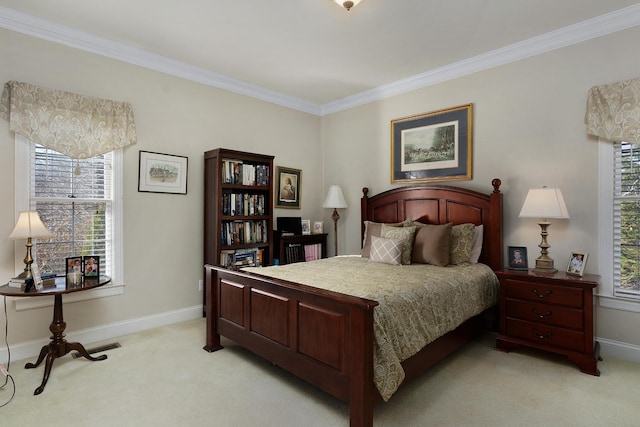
{"left": 1, "top": 1, "right": 640, "bottom": 115}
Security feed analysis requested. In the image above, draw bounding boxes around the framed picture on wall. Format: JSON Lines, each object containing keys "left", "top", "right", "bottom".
{"left": 138, "top": 151, "right": 188, "bottom": 195}
{"left": 276, "top": 166, "right": 301, "bottom": 209}
{"left": 391, "top": 104, "right": 473, "bottom": 183}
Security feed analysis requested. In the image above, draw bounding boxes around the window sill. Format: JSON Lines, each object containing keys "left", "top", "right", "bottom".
{"left": 13, "top": 282, "right": 125, "bottom": 311}
{"left": 597, "top": 293, "right": 640, "bottom": 313}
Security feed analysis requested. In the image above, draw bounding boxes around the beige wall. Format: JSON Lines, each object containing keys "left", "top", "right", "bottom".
{"left": 2, "top": 22, "right": 640, "bottom": 355}
{"left": 322, "top": 25, "right": 640, "bottom": 349}
{"left": 0, "top": 28, "right": 322, "bottom": 345}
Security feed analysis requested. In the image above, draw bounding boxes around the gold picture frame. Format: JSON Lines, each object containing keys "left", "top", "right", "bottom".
{"left": 391, "top": 104, "right": 473, "bottom": 183}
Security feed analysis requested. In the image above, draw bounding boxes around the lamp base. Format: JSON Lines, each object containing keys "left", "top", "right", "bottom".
{"left": 532, "top": 257, "right": 557, "bottom": 274}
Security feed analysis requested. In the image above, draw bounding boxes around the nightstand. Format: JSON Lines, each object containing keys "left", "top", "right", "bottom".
{"left": 495, "top": 269, "right": 600, "bottom": 376}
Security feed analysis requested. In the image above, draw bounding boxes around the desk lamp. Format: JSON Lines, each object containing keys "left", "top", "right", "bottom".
{"left": 8, "top": 211, "right": 52, "bottom": 280}
{"left": 519, "top": 187, "right": 569, "bottom": 273}
{"left": 322, "top": 185, "right": 348, "bottom": 256}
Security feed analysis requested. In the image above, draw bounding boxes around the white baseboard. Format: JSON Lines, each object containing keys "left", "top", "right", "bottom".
{"left": 597, "top": 336, "right": 640, "bottom": 364}
{"left": 0, "top": 305, "right": 203, "bottom": 363}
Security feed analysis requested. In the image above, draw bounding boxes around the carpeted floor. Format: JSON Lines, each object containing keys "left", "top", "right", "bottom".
{"left": 1, "top": 318, "right": 639, "bottom": 426}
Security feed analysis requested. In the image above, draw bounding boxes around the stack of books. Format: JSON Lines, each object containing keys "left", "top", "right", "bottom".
{"left": 8, "top": 273, "right": 57, "bottom": 291}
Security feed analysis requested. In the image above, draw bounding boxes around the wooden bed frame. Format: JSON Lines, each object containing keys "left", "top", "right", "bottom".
{"left": 204, "top": 179, "right": 503, "bottom": 426}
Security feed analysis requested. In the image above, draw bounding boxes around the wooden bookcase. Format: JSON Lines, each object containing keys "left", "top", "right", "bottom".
{"left": 204, "top": 148, "right": 274, "bottom": 274}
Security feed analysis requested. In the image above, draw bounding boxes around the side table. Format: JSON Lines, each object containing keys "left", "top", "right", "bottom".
{"left": 0, "top": 275, "right": 111, "bottom": 394}
{"left": 495, "top": 269, "right": 600, "bottom": 375}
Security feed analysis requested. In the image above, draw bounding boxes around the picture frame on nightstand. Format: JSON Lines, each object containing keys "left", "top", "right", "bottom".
{"left": 567, "top": 252, "right": 588, "bottom": 276}
{"left": 507, "top": 246, "right": 528, "bottom": 270}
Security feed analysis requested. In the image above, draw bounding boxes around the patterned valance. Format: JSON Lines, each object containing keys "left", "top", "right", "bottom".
{"left": 585, "top": 78, "right": 640, "bottom": 142}
{"left": 0, "top": 81, "right": 137, "bottom": 158}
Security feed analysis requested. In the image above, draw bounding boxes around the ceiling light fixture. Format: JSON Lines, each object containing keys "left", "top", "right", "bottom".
{"left": 334, "top": 0, "right": 361, "bottom": 11}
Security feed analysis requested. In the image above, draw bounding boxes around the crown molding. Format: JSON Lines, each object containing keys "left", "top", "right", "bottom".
{"left": 320, "top": 3, "right": 640, "bottom": 115}
{"left": 2, "top": 4, "right": 640, "bottom": 117}
{"left": 0, "top": 6, "right": 322, "bottom": 116}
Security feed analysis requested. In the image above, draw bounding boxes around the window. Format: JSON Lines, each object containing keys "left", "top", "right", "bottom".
{"left": 15, "top": 135, "right": 123, "bottom": 285}
{"left": 614, "top": 141, "right": 640, "bottom": 298}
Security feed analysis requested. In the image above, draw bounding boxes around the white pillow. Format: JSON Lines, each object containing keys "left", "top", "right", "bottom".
{"left": 369, "top": 236, "right": 403, "bottom": 265}
{"left": 469, "top": 225, "right": 483, "bottom": 263}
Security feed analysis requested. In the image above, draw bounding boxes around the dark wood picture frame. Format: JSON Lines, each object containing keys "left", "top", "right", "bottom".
{"left": 508, "top": 246, "right": 528, "bottom": 270}
{"left": 83, "top": 255, "right": 100, "bottom": 277}
{"left": 138, "top": 150, "right": 188, "bottom": 195}
{"left": 65, "top": 256, "right": 83, "bottom": 287}
{"left": 275, "top": 166, "right": 301, "bottom": 209}
{"left": 391, "top": 104, "right": 473, "bottom": 183}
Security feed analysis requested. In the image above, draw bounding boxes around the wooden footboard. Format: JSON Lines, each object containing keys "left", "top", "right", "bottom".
{"left": 204, "top": 264, "right": 379, "bottom": 426}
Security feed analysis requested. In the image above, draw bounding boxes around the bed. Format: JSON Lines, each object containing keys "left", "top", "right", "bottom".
{"left": 204, "top": 179, "right": 503, "bottom": 426}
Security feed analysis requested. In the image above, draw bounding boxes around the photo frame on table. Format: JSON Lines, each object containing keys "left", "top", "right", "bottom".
{"left": 83, "top": 255, "right": 100, "bottom": 278}
{"left": 301, "top": 220, "right": 311, "bottom": 235}
{"left": 138, "top": 151, "right": 188, "bottom": 195}
{"left": 313, "top": 221, "right": 324, "bottom": 234}
{"left": 276, "top": 166, "right": 301, "bottom": 209}
{"left": 507, "top": 246, "right": 528, "bottom": 270}
{"left": 567, "top": 252, "right": 588, "bottom": 276}
{"left": 391, "top": 103, "right": 473, "bottom": 183}
{"left": 66, "top": 256, "right": 83, "bottom": 287}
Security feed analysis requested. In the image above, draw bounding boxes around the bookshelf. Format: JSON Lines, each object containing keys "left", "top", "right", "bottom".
{"left": 274, "top": 233, "right": 328, "bottom": 265}
{"left": 204, "top": 148, "right": 274, "bottom": 274}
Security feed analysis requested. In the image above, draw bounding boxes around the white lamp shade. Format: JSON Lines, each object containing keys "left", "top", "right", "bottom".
{"left": 8, "top": 211, "right": 52, "bottom": 240}
{"left": 322, "top": 185, "right": 348, "bottom": 209}
{"left": 519, "top": 188, "right": 570, "bottom": 219}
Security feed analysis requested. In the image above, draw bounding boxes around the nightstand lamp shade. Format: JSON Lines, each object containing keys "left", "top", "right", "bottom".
{"left": 519, "top": 187, "right": 569, "bottom": 273}
{"left": 323, "top": 185, "right": 348, "bottom": 256}
{"left": 8, "top": 211, "right": 52, "bottom": 280}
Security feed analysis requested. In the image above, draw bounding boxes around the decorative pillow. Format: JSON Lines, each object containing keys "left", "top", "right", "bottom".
{"left": 381, "top": 224, "right": 416, "bottom": 265}
{"left": 469, "top": 225, "right": 484, "bottom": 264}
{"left": 369, "top": 236, "right": 403, "bottom": 265}
{"left": 450, "top": 223, "right": 476, "bottom": 265}
{"left": 411, "top": 222, "right": 452, "bottom": 266}
{"left": 361, "top": 219, "right": 411, "bottom": 258}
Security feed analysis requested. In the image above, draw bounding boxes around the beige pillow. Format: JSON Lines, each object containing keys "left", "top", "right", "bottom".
{"left": 411, "top": 222, "right": 452, "bottom": 266}
{"left": 381, "top": 224, "right": 416, "bottom": 265}
{"left": 361, "top": 219, "right": 410, "bottom": 258}
{"left": 469, "top": 225, "right": 483, "bottom": 263}
{"left": 450, "top": 223, "right": 476, "bottom": 265}
{"left": 369, "top": 236, "right": 403, "bottom": 265}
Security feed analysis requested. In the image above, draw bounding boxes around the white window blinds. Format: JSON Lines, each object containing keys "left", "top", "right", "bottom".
{"left": 31, "top": 144, "right": 113, "bottom": 276}
{"left": 614, "top": 141, "right": 640, "bottom": 297}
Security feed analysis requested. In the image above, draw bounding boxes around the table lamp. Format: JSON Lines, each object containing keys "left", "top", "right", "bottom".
{"left": 519, "top": 187, "right": 569, "bottom": 273}
{"left": 8, "top": 211, "right": 52, "bottom": 280}
{"left": 322, "top": 185, "right": 348, "bottom": 256}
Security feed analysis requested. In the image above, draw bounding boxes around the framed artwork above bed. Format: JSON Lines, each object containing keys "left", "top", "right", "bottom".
{"left": 391, "top": 104, "right": 473, "bottom": 183}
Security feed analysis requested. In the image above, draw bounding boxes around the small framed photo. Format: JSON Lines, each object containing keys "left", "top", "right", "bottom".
{"left": 567, "top": 252, "right": 588, "bottom": 276}
{"left": 313, "top": 221, "right": 324, "bottom": 234}
{"left": 507, "top": 246, "right": 528, "bottom": 270}
{"left": 66, "top": 256, "right": 83, "bottom": 287}
{"left": 83, "top": 255, "right": 100, "bottom": 278}
{"left": 301, "top": 219, "right": 311, "bottom": 235}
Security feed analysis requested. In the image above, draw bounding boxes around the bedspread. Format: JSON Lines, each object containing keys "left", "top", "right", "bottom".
{"left": 244, "top": 255, "right": 499, "bottom": 401}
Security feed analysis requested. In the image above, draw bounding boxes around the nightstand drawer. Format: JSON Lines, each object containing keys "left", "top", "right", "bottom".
{"left": 505, "top": 298, "right": 583, "bottom": 329}
{"left": 506, "top": 318, "right": 585, "bottom": 352}
{"left": 504, "top": 279, "right": 583, "bottom": 308}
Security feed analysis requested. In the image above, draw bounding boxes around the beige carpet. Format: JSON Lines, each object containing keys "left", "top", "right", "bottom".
{"left": 1, "top": 318, "right": 639, "bottom": 426}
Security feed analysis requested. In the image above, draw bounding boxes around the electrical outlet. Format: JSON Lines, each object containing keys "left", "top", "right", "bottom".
{"left": 198, "top": 279, "right": 203, "bottom": 291}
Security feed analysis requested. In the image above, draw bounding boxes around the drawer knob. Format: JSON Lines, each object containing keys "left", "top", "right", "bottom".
{"left": 532, "top": 308, "right": 552, "bottom": 318}
{"left": 531, "top": 288, "right": 552, "bottom": 298}
{"left": 532, "top": 328, "right": 552, "bottom": 340}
